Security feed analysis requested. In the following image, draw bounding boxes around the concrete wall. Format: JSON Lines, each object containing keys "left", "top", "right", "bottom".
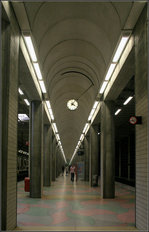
{"left": 134, "top": 5, "right": 149, "bottom": 231}
{"left": 1, "top": 7, "right": 19, "bottom": 229}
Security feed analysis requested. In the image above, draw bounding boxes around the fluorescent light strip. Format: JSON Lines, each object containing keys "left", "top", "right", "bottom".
{"left": 46, "top": 100, "right": 51, "bottom": 109}
{"left": 18, "top": 114, "right": 29, "bottom": 121}
{"left": 115, "top": 109, "right": 121, "bottom": 115}
{"left": 88, "top": 108, "right": 95, "bottom": 121}
{"left": 39, "top": 81, "right": 46, "bottom": 93}
{"left": 24, "top": 99, "right": 30, "bottom": 106}
{"left": 80, "top": 134, "right": 84, "bottom": 141}
{"left": 113, "top": 36, "right": 129, "bottom": 62}
{"left": 56, "top": 134, "right": 60, "bottom": 140}
{"left": 53, "top": 123, "right": 58, "bottom": 133}
{"left": 24, "top": 36, "right": 37, "bottom": 62}
{"left": 49, "top": 108, "right": 54, "bottom": 120}
{"left": 93, "top": 101, "right": 99, "bottom": 109}
{"left": 105, "top": 63, "right": 116, "bottom": 81}
{"left": 18, "top": 88, "right": 24, "bottom": 95}
{"left": 33, "top": 63, "right": 42, "bottom": 80}
{"left": 99, "top": 81, "right": 108, "bottom": 94}
{"left": 123, "top": 96, "right": 133, "bottom": 105}
{"left": 83, "top": 123, "right": 89, "bottom": 133}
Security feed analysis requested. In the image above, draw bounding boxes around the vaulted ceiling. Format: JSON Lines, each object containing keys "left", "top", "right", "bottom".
{"left": 13, "top": 1, "right": 145, "bottom": 161}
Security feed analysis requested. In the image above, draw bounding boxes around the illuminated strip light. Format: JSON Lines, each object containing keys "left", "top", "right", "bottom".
{"left": 56, "top": 134, "right": 60, "bottom": 141}
{"left": 39, "top": 81, "right": 46, "bottom": 93}
{"left": 18, "top": 88, "right": 24, "bottom": 95}
{"left": 113, "top": 36, "right": 129, "bottom": 62}
{"left": 115, "top": 109, "right": 121, "bottom": 115}
{"left": 61, "top": 150, "right": 67, "bottom": 163}
{"left": 45, "top": 101, "right": 54, "bottom": 120}
{"left": 88, "top": 108, "right": 96, "bottom": 121}
{"left": 33, "top": 63, "right": 42, "bottom": 80}
{"left": 83, "top": 123, "right": 89, "bottom": 134}
{"left": 49, "top": 108, "right": 54, "bottom": 120}
{"left": 69, "top": 151, "right": 76, "bottom": 165}
{"left": 105, "top": 63, "right": 116, "bottom": 81}
{"left": 46, "top": 100, "right": 51, "bottom": 109}
{"left": 99, "top": 81, "right": 108, "bottom": 94}
{"left": 24, "top": 36, "right": 37, "bottom": 62}
{"left": 93, "top": 101, "right": 99, "bottom": 109}
{"left": 53, "top": 123, "right": 58, "bottom": 133}
{"left": 77, "top": 141, "right": 81, "bottom": 147}
{"left": 24, "top": 99, "right": 30, "bottom": 106}
{"left": 123, "top": 96, "right": 133, "bottom": 105}
{"left": 79, "top": 134, "right": 84, "bottom": 141}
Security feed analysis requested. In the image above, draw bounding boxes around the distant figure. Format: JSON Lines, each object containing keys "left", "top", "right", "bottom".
{"left": 62, "top": 165, "right": 65, "bottom": 176}
{"left": 70, "top": 165, "right": 75, "bottom": 182}
{"left": 65, "top": 166, "right": 69, "bottom": 175}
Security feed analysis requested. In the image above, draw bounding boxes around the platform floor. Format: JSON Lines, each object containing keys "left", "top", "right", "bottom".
{"left": 16, "top": 174, "right": 137, "bottom": 231}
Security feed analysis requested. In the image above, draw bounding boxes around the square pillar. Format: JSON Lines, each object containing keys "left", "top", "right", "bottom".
{"left": 30, "top": 100, "right": 43, "bottom": 198}
{"left": 100, "top": 101, "right": 115, "bottom": 198}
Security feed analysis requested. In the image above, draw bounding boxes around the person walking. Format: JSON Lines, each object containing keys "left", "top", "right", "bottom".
{"left": 70, "top": 165, "right": 75, "bottom": 182}
{"left": 62, "top": 165, "right": 65, "bottom": 176}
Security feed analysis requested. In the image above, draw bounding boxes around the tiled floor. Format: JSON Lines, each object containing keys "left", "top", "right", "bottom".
{"left": 16, "top": 174, "right": 137, "bottom": 231}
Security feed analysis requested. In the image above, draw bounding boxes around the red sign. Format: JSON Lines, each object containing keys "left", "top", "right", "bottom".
{"left": 129, "top": 116, "right": 137, "bottom": 125}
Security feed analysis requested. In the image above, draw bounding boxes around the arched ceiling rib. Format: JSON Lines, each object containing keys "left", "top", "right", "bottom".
{"left": 15, "top": 1, "right": 142, "bottom": 160}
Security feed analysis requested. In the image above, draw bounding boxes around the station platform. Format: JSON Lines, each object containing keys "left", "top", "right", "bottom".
{"left": 16, "top": 175, "right": 137, "bottom": 231}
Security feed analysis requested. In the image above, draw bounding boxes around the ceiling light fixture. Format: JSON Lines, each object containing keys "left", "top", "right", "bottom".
{"left": 99, "top": 81, "right": 108, "bottom": 94}
{"left": 88, "top": 108, "right": 95, "bottom": 121}
{"left": 105, "top": 63, "right": 116, "bottom": 81}
{"left": 83, "top": 123, "right": 89, "bottom": 134}
{"left": 39, "top": 81, "right": 46, "bottom": 93}
{"left": 33, "top": 63, "right": 42, "bottom": 80}
{"left": 113, "top": 36, "right": 129, "bottom": 63}
{"left": 18, "top": 88, "right": 24, "bottom": 95}
{"left": 24, "top": 36, "right": 37, "bottom": 62}
{"left": 18, "top": 114, "right": 29, "bottom": 121}
{"left": 123, "top": 96, "right": 133, "bottom": 105}
{"left": 24, "top": 99, "right": 30, "bottom": 106}
{"left": 79, "top": 134, "right": 84, "bottom": 141}
{"left": 46, "top": 100, "right": 51, "bottom": 109}
{"left": 115, "top": 109, "right": 121, "bottom": 115}
{"left": 49, "top": 108, "right": 54, "bottom": 120}
{"left": 93, "top": 101, "right": 99, "bottom": 109}
{"left": 53, "top": 123, "right": 58, "bottom": 133}
{"left": 56, "top": 134, "right": 60, "bottom": 141}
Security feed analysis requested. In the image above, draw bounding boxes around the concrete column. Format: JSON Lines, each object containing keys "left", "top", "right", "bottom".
{"left": 56, "top": 149, "right": 59, "bottom": 177}
{"left": 100, "top": 101, "right": 115, "bottom": 198}
{"left": 56, "top": 146, "right": 59, "bottom": 178}
{"left": 89, "top": 125, "right": 99, "bottom": 186}
{"left": 1, "top": 16, "right": 19, "bottom": 230}
{"left": 119, "top": 142, "right": 122, "bottom": 178}
{"left": 84, "top": 137, "right": 89, "bottom": 181}
{"left": 43, "top": 125, "right": 52, "bottom": 186}
{"left": 52, "top": 138, "right": 56, "bottom": 181}
{"left": 30, "top": 100, "right": 43, "bottom": 198}
{"left": 134, "top": 5, "right": 149, "bottom": 231}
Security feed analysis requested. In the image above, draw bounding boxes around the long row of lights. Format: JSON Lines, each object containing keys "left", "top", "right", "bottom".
{"left": 23, "top": 34, "right": 46, "bottom": 94}
{"left": 114, "top": 96, "right": 133, "bottom": 115}
{"left": 99, "top": 35, "right": 130, "bottom": 94}
{"left": 70, "top": 33, "right": 131, "bottom": 165}
{"left": 69, "top": 101, "right": 99, "bottom": 165}
{"left": 18, "top": 87, "right": 30, "bottom": 106}
{"left": 22, "top": 33, "right": 67, "bottom": 163}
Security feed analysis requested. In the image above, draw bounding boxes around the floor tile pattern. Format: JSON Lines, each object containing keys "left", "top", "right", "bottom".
{"left": 16, "top": 174, "right": 137, "bottom": 231}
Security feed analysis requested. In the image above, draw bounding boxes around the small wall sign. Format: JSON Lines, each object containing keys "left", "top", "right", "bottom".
{"left": 129, "top": 116, "right": 142, "bottom": 125}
